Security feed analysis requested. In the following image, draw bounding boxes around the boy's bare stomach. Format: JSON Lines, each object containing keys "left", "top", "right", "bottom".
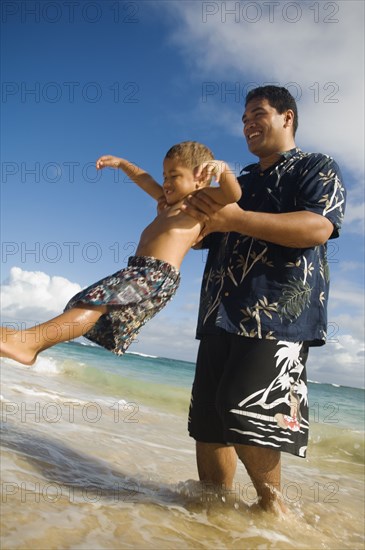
{"left": 135, "top": 212, "right": 202, "bottom": 270}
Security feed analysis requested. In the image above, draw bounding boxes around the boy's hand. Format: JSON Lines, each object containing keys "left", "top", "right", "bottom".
{"left": 194, "top": 160, "right": 227, "bottom": 184}
{"left": 96, "top": 155, "right": 122, "bottom": 170}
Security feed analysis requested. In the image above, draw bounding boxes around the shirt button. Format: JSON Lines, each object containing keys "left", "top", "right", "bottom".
{"left": 224, "top": 292, "right": 229, "bottom": 297}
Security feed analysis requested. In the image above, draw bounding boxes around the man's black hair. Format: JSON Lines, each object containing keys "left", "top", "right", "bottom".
{"left": 245, "top": 85, "right": 298, "bottom": 135}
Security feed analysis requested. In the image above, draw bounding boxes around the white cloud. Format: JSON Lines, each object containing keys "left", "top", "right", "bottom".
{"left": 342, "top": 199, "right": 365, "bottom": 235}
{"left": 330, "top": 286, "right": 365, "bottom": 308}
{"left": 0, "top": 266, "right": 82, "bottom": 323}
{"left": 337, "top": 261, "right": 365, "bottom": 274}
{"left": 159, "top": 0, "right": 364, "bottom": 228}
{"left": 327, "top": 280, "right": 364, "bottom": 343}
{"left": 309, "top": 334, "right": 365, "bottom": 388}
{"left": 164, "top": 0, "right": 364, "bottom": 158}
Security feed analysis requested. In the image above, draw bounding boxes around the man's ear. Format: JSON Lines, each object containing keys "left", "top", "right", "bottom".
{"left": 284, "top": 109, "right": 295, "bottom": 129}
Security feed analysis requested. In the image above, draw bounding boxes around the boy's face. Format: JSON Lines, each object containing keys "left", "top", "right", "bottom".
{"left": 162, "top": 157, "right": 200, "bottom": 204}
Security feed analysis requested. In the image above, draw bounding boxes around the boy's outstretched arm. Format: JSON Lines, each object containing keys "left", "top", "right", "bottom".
{"left": 96, "top": 155, "right": 164, "bottom": 201}
{"left": 195, "top": 161, "right": 242, "bottom": 205}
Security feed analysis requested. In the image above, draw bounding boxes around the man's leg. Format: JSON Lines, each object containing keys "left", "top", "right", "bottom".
{"left": 196, "top": 441, "right": 284, "bottom": 511}
{"left": 213, "top": 337, "right": 310, "bottom": 513}
{"left": 189, "top": 334, "right": 236, "bottom": 487}
{"left": 196, "top": 441, "right": 237, "bottom": 488}
{"left": 190, "top": 334, "right": 289, "bottom": 511}
{"left": 234, "top": 444, "right": 285, "bottom": 512}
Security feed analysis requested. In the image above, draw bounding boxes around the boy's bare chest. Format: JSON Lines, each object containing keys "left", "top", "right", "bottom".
{"left": 156, "top": 204, "right": 199, "bottom": 229}
{"left": 140, "top": 206, "right": 200, "bottom": 243}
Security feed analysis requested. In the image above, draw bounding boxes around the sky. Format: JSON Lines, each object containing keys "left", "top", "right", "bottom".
{"left": 1, "top": 0, "right": 364, "bottom": 388}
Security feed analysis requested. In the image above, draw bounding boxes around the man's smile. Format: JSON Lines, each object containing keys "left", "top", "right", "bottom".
{"left": 246, "top": 130, "right": 262, "bottom": 142}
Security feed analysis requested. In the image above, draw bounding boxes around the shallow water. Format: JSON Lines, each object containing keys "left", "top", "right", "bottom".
{"left": 1, "top": 344, "right": 364, "bottom": 549}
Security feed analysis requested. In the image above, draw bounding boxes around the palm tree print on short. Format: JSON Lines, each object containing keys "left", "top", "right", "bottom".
{"left": 229, "top": 341, "right": 309, "bottom": 454}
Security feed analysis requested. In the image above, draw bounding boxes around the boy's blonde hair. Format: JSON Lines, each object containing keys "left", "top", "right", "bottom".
{"left": 164, "top": 141, "right": 215, "bottom": 181}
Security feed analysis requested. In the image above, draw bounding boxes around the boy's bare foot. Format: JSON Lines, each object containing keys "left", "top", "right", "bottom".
{"left": 0, "top": 328, "right": 38, "bottom": 366}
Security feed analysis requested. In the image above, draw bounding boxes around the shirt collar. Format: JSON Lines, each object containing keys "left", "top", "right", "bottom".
{"left": 240, "top": 147, "right": 301, "bottom": 174}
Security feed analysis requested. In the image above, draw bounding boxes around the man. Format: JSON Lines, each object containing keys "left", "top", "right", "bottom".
{"left": 184, "top": 85, "right": 346, "bottom": 512}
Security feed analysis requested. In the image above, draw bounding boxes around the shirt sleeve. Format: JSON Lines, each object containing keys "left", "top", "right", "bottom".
{"left": 198, "top": 232, "right": 222, "bottom": 250}
{"left": 296, "top": 153, "right": 346, "bottom": 239}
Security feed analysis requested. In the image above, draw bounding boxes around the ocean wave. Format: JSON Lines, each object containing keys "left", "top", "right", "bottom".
{"left": 309, "top": 424, "right": 364, "bottom": 463}
{"left": 32, "top": 356, "right": 63, "bottom": 374}
{"left": 126, "top": 351, "right": 158, "bottom": 359}
{"left": 66, "top": 341, "right": 159, "bottom": 359}
{"left": 21, "top": 354, "right": 190, "bottom": 414}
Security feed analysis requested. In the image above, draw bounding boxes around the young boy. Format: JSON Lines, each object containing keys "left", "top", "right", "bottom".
{"left": 0, "top": 141, "right": 241, "bottom": 365}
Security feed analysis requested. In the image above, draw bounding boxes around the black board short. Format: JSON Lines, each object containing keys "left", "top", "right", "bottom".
{"left": 188, "top": 331, "right": 309, "bottom": 457}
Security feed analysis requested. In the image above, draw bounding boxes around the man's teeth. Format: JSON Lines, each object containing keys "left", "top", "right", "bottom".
{"left": 249, "top": 132, "right": 260, "bottom": 139}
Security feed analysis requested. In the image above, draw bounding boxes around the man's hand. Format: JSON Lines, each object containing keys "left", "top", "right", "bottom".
{"left": 184, "top": 189, "right": 334, "bottom": 247}
{"left": 182, "top": 189, "right": 243, "bottom": 241}
{"left": 157, "top": 195, "right": 168, "bottom": 214}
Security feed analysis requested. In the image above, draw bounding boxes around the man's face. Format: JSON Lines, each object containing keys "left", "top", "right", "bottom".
{"left": 242, "top": 97, "right": 291, "bottom": 158}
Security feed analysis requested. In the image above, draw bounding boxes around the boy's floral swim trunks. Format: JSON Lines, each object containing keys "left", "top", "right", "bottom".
{"left": 64, "top": 255, "right": 180, "bottom": 355}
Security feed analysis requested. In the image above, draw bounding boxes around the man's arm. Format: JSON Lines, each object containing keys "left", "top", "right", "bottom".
{"left": 182, "top": 192, "right": 334, "bottom": 248}
{"left": 195, "top": 161, "right": 242, "bottom": 205}
{"left": 96, "top": 155, "right": 164, "bottom": 201}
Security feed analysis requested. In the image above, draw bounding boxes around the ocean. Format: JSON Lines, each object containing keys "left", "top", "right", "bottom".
{"left": 1, "top": 341, "right": 364, "bottom": 549}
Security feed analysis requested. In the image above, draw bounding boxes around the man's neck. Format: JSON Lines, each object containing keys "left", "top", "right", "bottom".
{"left": 258, "top": 143, "right": 296, "bottom": 171}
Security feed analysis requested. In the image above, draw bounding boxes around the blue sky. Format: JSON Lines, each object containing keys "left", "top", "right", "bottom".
{"left": 1, "top": 1, "right": 364, "bottom": 387}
